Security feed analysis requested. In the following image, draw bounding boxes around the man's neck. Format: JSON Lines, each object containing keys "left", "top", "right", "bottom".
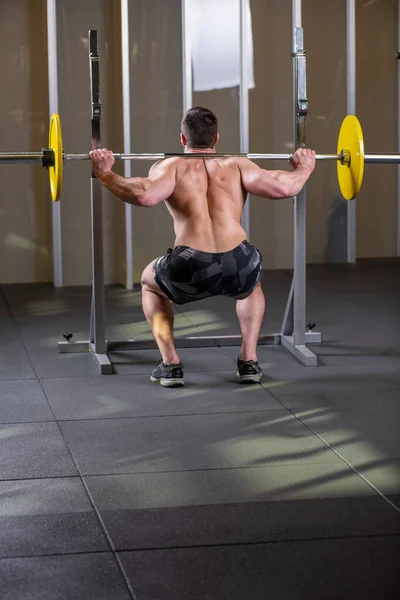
{"left": 184, "top": 147, "right": 216, "bottom": 154}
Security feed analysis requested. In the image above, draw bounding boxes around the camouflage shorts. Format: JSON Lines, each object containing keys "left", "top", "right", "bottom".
{"left": 153, "top": 240, "right": 263, "bottom": 305}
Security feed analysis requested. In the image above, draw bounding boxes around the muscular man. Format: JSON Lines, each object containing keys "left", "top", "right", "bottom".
{"left": 90, "top": 106, "right": 315, "bottom": 387}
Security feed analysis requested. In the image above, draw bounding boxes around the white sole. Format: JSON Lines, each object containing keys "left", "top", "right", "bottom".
{"left": 236, "top": 372, "right": 262, "bottom": 384}
{"left": 150, "top": 376, "right": 185, "bottom": 387}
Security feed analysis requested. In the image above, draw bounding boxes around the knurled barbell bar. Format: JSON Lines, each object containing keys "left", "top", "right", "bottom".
{"left": 1, "top": 114, "right": 400, "bottom": 202}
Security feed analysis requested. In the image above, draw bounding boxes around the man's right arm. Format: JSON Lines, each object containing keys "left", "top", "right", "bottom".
{"left": 238, "top": 149, "right": 316, "bottom": 199}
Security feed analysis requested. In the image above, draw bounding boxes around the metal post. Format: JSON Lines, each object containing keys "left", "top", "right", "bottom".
{"left": 88, "top": 31, "right": 111, "bottom": 373}
{"left": 240, "top": 0, "right": 250, "bottom": 239}
{"left": 347, "top": 0, "right": 357, "bottom": 262}
{"left": 46, "top": 0, "right": 63, "bottom": 287}
{"left": 181, "top": 0, "right": 193, "bottom": 112}
{"left": 59, "top": 31, "right": 112, "bottom": 372}
{"left": 293, "top": 26, "right": 307, "bottom": 348}
{"left": 398, "top": 0, "right": 400, "bottom": 256}
{"left": 280, "top": 2, "right": 319, "bottom": 366}
{"left": 121, "top": 0, "right": 134, "bottom": 289}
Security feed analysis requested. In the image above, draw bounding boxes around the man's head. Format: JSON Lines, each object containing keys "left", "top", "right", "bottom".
{"left": 180, "top": 106, "right": 219, "bottom": 149}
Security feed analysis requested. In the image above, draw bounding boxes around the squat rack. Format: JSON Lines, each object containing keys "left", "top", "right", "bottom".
{"left": 57, "top": 1, "right": 322, "bottom": 371}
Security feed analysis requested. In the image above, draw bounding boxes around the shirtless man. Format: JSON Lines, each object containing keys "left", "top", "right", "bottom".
{"left": 90, "top": 106, "right": 315, "bottom": 387}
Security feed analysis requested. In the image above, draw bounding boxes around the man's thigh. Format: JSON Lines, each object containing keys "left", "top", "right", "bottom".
{"left": 141, "top": 259, "right": 168, "bottom": 297}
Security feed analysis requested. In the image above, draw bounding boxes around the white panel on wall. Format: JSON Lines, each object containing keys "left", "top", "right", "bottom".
{"left": 187, "top": 0, "right": 255, "bottom": 92}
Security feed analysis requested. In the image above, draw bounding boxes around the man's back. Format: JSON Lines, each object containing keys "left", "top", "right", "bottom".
{"left": 166, "top": 156, "right": 247, "bottom": 252}
{"left": 90, "top": 105, "right": 315, "bottom": 387}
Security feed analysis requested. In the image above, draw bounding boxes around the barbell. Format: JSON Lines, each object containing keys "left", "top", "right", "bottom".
{"left": 1, "top": 113, "right": 399, "bottom": 202}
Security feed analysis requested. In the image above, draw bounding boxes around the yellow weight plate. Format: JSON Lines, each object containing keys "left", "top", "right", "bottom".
{"left": 337, "top": 115, "right": 364, "bottom": 201}
{"left": 48, "top": 113, "right": 63, "bottom": 202}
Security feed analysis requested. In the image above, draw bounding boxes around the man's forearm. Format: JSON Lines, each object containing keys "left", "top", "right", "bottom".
{"left": 96, "top": 170, "right": 150, "bottom": 206}
{"left": 279, "top": 166, "right": 312, "bottom": 198}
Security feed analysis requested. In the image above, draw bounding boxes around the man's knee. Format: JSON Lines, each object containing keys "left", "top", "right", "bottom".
{"left": 141, "top": 260, "right": 157, "bottom": 288}
{"left": 141, "top": 262, "right": 169, "bottom": 298}
{"left": 141, "top": 273, "right": 158, "bottom": 294}
{"left": 141, "top": 271, "right": 150, "bottom": 289}
{"left": 236, "top": 282, "right": 263, "bottom": 302}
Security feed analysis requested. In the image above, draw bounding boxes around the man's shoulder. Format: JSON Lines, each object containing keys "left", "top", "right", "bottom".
{"left": 150, "top": 156, "right": 180, "bottom": 172}
{"left": 232, "top": 156, "right": 256, "bottom": 170}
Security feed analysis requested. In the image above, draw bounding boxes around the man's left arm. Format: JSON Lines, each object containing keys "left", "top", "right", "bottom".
{"left": 90, "top": 149, "right": 176, "bottom": 207}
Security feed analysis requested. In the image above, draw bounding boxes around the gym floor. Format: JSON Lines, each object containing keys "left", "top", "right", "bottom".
{"left": 1, "top": 260, "right": 400, "bottom": 599}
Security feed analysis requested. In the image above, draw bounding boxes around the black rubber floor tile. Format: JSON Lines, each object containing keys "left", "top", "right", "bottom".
{"left": 295, "top": 406, "right": 400, "bottom": 464}
{"left": 0, "top": 339, "right": 36, "bottom": 380}
{"left": 314, "top": 334, "right": 400, "bottom": 366}
{"left": 379, "top": 366, "right": 400, "bottom": 389}
{"left": 112, "top": 346, "right": 237, "bottom": 375}
{"left": 261, "top": 363, "right": 397, "bottom": 397}
{"left": 356, "top": 459, "right": 400, "bottom": 496}
{"left": 0, "top": 380, "right": 54, "bottom": 423}
{"left": 387, "top": 495, "right": 400, "bottom": 510}
{"left": 303, "top": 307, "right": 369, "bottom": 330}
{"left": 105, "top": 349, "right": 175, "bottom": 374}
{"left": 0, "top": 317, "right": 20, "bottom": 338}
{"left": 120, "top": 536, "right": 400, "bottom": 600}
{"left": 26, "top": 346, "right": 102, "bottom": 379}
{"left": 0, "top": 422, "right": 77, "bottom": 480}
{"left": 271, "top": 389, "right": 400, "bottom": 411}
{"left": 105, "top": 312, "right": 203, "bottom": 342}
{"left": 0, "top": 553, "right": 132, "bottom": 600}
{"left": 85, "top": 467, "right": 400, "bottom": 550}
{"left": 175, "top": 300, "right": 283, "bottom": 336}
{"left": 94, "top": 495, "right": 400, "bottom": 551}
{"left": 61, "top": 411, "right": 341, "bottom": 476}
{"left": 2, "top": 283, "right": 92, "bottom": 316}
{"left": 14, "top": 320, "right": 91, "bottom": 342}
{"left": 0, "top": 478, "right": 108, "bottom": 557}
{"left": 43, "top": 372, "right": 282, "bottom": 421}
{"left": 86, "top": 462, "right": 372, "bottom": 510}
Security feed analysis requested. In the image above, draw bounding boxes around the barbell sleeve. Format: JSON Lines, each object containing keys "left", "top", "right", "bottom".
{"left": 0, "top": 152, "right": 45, "bottom": 164}
{"left": 364, "top": 153, "right": 400, "bottom": 164}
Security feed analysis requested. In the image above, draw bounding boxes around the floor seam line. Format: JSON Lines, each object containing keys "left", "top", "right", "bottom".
{"left": 2, "top": 531, "right": 400, "bottom": 561}
{"left": 53, "top": 407, "right": 289, "bottom": 423}
{"left": 37, "top": 380, "right": 138, "bottom": 600}
{"left": 0, "top": 286, "right": 40, "bottom": 381}
{"left": 267, "top": 390, "right": 400, "bottom": 515}
{"left": 114, "top": 531, "right": 400, "bottom": 554}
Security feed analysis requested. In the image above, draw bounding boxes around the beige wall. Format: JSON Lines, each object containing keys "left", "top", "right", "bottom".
{"left": 57, "top": 0, "right": 122, "bottom": 285}
{"left": 303, "top": 0, "right": 347, "bottom": 264}
{"left": 0, "top": 0, "right": 50, "bottom": 283}
{"left": 0, "top": 0, "right": 398, "bottom": 284}
{"left": 249, "top": 0, "right": 294, "bottom": 268}
{"left": 128, "top": 0, "right": 183, "bottom": 283}
{"left": 356, "top": 0, "right": 398, "bottom": 258}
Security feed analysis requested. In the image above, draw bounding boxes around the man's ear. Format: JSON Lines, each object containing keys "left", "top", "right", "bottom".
{"left": 180, "top": 133, "right": 187, "bottom": 147}
{"left": 214, "top": 132, "right": 220, "bottom": 146}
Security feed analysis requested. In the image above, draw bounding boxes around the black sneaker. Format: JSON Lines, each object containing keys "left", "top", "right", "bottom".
{"left": 236, "top": 358, "right": 262, "bottom": 384}
{"left": 150, "top": 360, "right": 184, "bottom": 387}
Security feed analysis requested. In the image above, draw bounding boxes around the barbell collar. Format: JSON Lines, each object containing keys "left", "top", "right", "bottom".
{"left": 41, "top": 148, "right": 55, "bottom": 168}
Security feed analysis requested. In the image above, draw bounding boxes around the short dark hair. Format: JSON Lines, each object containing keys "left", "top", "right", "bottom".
{"left": 181, "top": 106, "right": 218, "bottom": 149}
